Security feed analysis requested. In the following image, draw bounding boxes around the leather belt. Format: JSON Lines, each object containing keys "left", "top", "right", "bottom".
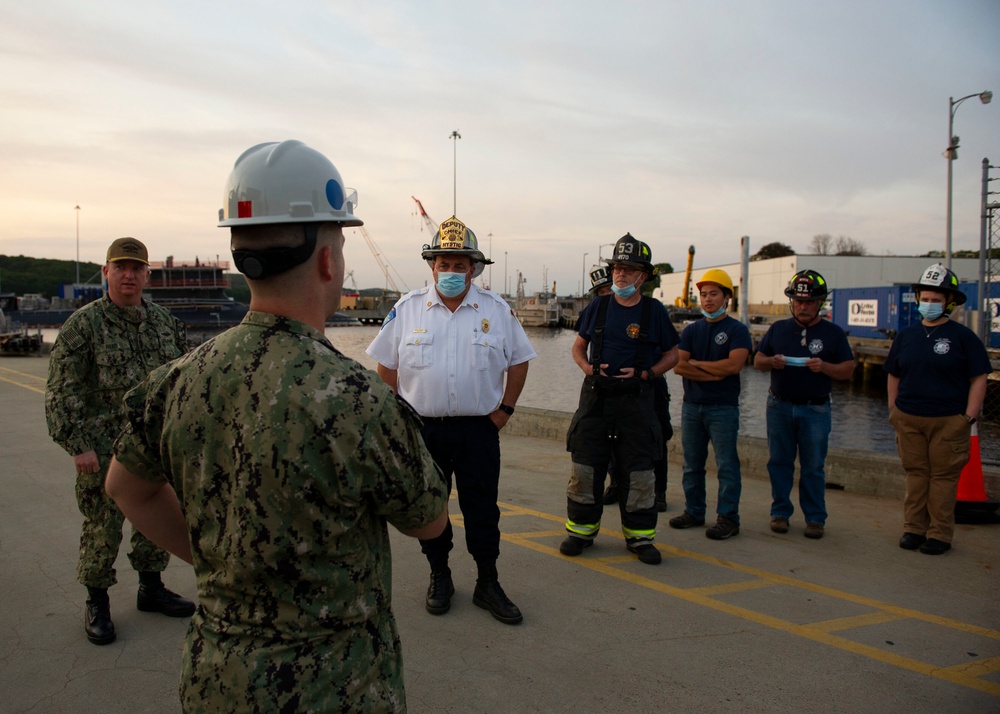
{"left": 769, "top": 390, "right": 829, "bottom": 406}
{"left": 422, "top": 415, "right": 485, "bottom": 422}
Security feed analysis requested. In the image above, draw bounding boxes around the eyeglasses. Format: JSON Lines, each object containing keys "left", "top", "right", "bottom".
{"left": 611, "top": 265, "right": 640, "bottom": 276}
{"left": 801, "top": 328, "right": 807, "bottom": 347}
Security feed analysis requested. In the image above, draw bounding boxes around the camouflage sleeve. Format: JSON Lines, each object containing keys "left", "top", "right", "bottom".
{"left": 172, "top": 314, "right": 188, "bottom": 355}
{"left": 44, "top": 318, "right": 95, "bottom": 456}
{"left": 363, "top": 394, "right": 447, "bottom": 532}
{"left": 113, "top": 363, "right": 172, "bottom": 484}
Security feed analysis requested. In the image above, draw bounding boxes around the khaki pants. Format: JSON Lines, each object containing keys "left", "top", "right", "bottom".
{"left": 888, "top": 408, "right": 970, "bottom": 543}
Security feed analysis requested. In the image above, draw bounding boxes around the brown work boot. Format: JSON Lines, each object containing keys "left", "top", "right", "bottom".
{"left": 770, "top": 517, "right": 789, "bottom": 534}
{"left": 668, "top": 512, "right": 705, "bottom": 529}
{"left": 804, "top": 522, "right": 825, "bottom": 539}
{"left": 706, "top": 516, "right": 740, "bottom": 540}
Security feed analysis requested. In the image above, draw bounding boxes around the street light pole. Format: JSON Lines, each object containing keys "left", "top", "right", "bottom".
{"left": 598, "top": 242, "right": 615, "bottom": 261}
{"left": 488, "top": 232, "right": 493, "bottom": 290}
{"left": 449, "top": 130, "right": 461, "bottom": 216}
{"left": 75, "top": 204, "right": 81, "bottom": 288}
{"left": 945, "top": 90, "right": 993, "bottom": 268}
{"left": 581, "top": 252, "right": 588, "bottom": 297}
{"left": 504, "top": 250, "right": 508, "bottom": 297}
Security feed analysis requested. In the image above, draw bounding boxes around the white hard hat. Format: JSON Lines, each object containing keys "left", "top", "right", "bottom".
{"left": 218, "top": 140, "right": 362, "bottom": 227}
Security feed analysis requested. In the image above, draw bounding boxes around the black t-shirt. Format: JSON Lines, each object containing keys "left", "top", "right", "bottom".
{"left": 678, "top": 316, "right": 753, "bottom": 406}
{"left": 757, "top": 318, "right": 854, "bottom": 402}
{"left": 884, "top": 319, "right": 992, "bottom": 417}
{"left": 576, "top": 296, "right": 679, "bottom": 376}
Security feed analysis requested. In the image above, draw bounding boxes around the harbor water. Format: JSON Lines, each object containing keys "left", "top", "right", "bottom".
{"left": 323, "top": 325, "right": 1000, "bottom": 467}
{"left": 37, "top": 324, "right": 1000, "bottom": 465}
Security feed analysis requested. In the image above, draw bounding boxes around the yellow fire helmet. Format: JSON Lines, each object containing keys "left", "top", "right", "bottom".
{"left": 421, "top": 216, "right": 494, "bottom": 278}
{"left": 696, "top": 268, "right": 734, "bottom": 296}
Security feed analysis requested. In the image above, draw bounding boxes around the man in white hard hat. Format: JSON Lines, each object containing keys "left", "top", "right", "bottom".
{"left": 106, "top": 140, "right": 448, "bottom": 712}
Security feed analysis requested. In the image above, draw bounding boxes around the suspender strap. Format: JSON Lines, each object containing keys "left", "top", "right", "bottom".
{"left": 590, "top": 295, "right": 655, "bottom": 376}
{"left": 635, "top": 295, "right": 653, "bottom": 373}
{"left": 590, "top": 295, "right": 612, "bottom": 373}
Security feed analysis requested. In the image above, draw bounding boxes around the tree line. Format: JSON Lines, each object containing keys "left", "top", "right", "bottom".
{"left": 0, "top": 255, "right": 103, "bottom": 297}
{"left": 0, "top": 254, "right": 251, "bottom": 303}
{"left": 750, "top": 234, "right": 990, "bottom": 262}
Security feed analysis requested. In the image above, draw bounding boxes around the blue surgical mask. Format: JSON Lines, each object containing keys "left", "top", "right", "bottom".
{"left": 918, "top": 301, "right": 944, "bottom": 321}
{"left": 611, "top": 282, "right": 637, "bottom": 299}
{"left": 701, "top": 305, "right": 727, "bottom": 320}
{"left": 436, "top": 271, "right": 467, "bottom": 298}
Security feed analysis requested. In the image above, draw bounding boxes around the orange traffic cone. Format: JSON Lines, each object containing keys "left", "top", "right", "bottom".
{"left": 955, "top": 422, "right": 999, "bottom": 524}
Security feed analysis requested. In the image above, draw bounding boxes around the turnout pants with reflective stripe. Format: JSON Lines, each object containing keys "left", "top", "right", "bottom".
{"left": 565, "top": 378, "right": 661, "bottom": 543}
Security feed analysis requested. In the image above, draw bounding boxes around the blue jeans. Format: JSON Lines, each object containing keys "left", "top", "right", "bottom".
{"left": 765, "top": 395, "right": 832, "bottom": 525}
{"left": 681, "top": 402, "right": 742, "bottom": 524}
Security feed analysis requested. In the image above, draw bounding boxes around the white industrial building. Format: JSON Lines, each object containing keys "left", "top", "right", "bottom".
{"left": 653, "top": 254, "right": 983, "bottom": 315}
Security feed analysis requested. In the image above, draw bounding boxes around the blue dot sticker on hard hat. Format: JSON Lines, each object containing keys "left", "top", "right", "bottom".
{"left": 326, "top": 180, "right": 344, "bottom": 210}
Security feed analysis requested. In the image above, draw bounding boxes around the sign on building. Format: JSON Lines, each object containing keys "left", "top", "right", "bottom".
{"left": 848, "top": 299, "right": 878, "bottom": 327}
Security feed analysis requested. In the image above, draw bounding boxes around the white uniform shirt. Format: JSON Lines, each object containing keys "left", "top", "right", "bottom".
{"left": 367, "top": 284, "right": 536, "bottom": 417}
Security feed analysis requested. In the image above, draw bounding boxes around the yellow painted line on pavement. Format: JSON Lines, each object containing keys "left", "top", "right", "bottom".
{"left": 0, "top": 374, "right": 45, "bottom": 394}
{"left": 941, "top": 655, "right": 1000, "bottom": 677}
{"left": 0, "top": 364, "right": 47, "bottom": 393}
{"left": 686, "top": 579, "right": 778, "bottom": 596}
{"left": 496, "top": 499, "right": 1000, "bottom": 697}
{"left": 808, "top": 610, "right": 908, "bottom": 633}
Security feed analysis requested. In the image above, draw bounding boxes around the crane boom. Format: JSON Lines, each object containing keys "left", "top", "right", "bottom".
{"left": 356, "top": 226, "right": 407, "bottom": 294}
{"left": 411, "top": 196, "right": 438, "bottom": 235}
{"left": 674, "top": 245, "right": 696, "bottom": 308}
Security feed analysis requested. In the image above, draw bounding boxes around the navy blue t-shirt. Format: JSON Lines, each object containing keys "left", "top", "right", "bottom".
{"left": 757, "top": 318, "right": 854, "bottom": 401}
{"left": 884, "top": 319, "right": 992, "bottom": 417}
{"left": 678, "top": 316, "right": 753, "bottom": 405}
{"left": 577, "top": 296, "right": 679, "bottom": 376}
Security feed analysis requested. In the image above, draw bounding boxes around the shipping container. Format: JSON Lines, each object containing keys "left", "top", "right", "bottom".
{"left": 831, "top": 286, "right": 919, "bottom": 340}
{"left": 958, "top": 281, "right": 1000, "bottom": 348}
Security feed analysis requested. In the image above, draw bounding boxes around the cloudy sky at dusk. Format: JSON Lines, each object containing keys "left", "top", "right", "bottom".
{"left": 1, "top": 0, "right": 997, "bottom": 296}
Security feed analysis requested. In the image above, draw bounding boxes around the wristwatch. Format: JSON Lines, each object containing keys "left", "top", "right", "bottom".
{"left": 498, "top": 404, "right": 515, "bottom": 416}
{"left": 963, "top": 414, "right": 977, "bottom": 425}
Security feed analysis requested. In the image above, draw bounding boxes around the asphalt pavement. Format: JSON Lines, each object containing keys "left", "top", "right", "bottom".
{"left": 1, "top": 356, "right": 998, "bottom": 713}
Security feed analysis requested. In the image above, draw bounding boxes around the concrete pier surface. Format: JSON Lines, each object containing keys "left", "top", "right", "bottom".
{"left": 2, "top": 356, "right": 998, "bottom": 713}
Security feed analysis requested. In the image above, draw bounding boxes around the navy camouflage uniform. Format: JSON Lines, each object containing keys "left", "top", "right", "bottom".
{"left": 114, "top": 311, "right": 447, "bottom": 713}
{"left": 45, "top": 294, "right": 186, "bottom": 588}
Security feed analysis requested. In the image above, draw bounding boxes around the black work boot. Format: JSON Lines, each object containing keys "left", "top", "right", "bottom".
{"left": 137, "top": 572, "right": 196, "bottom": 617}
{"left": 425, "top": 568, "right": 455, "bottom": 615}
{"left": 84, "top": 586, "right": 116, "bottom": 645}
{"left": 473, "top": 563, "right": 522, "bottom": 625}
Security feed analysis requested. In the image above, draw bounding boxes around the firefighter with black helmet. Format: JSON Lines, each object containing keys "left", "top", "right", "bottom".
{"left": 885, "top": 263, "right": 991, "bottom": 555}
{"left": 561, "top": 233, "right": 680, "bottom": 565}
{"left": 600, "top": 241, "right": 673, "bottom": 513}
{"left": 754, "top": 269, "right": 854, "bottom": 539}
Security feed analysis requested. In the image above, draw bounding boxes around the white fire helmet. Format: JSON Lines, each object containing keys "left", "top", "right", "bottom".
{"left": 218, "top": 140, "right": 362, "bottom": 227}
